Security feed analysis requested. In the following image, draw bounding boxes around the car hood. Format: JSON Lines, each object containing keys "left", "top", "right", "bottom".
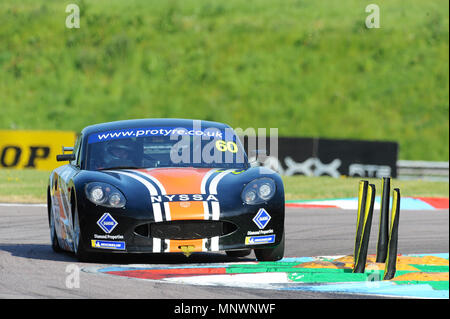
{"left": 99, "top": 167, "right": 265, "bottom": 200}
{"left": 100, "top": 167, "right": 248, "bottom": 220}
{"left": 103, "top": 167, "right": 229, "bottom": 194}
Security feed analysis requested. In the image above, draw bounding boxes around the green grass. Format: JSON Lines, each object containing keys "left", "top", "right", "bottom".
{"left": 0, "top": 0, "right": 448, "bottom": 161}
{"left": 283, "top": 175, "right": 449, "bottom": 201}
{"left": 0, "top": 169, "right": 49, "bottom": 203}
{"left": 0, "top": 169, "right": 447, "bottom": 203}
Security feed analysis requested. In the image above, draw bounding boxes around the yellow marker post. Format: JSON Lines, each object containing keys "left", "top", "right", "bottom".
{"left": 383, "top": 188, "right": 401, "bottom": 280}
{"left": 376, "top": 177, "right": 391, "bottom": 263}
{"left": 353, "top": 183, "right": 376, "bottom": 273}
{"left": 354, "top": 180, "right": 368, "bottom": 261}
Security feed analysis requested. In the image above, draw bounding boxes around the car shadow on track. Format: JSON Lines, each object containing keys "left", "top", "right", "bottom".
{"left": 0, "top": 243, "right": 256, "bottom": 265}
{"left": 0, "top": 243, "right": 74, "bottom": 262}
{"left": 95, "top": 252, "right": 257, "bottom": 265}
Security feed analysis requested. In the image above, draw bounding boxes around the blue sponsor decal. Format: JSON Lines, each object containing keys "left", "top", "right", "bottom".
{"left": 245, "top": 234, "right": 276, "bottom": 245}
{"left": 252, "top": 208, "right": 271, "bottom": 229}
{"left": 91, "top": 240, "right": 126, "bottom": 250}
{"left": 88, "top": 127, "right": 225, "bottom": 144}
{"left": 97, "top": 213, "right": 118, "bottom": 234}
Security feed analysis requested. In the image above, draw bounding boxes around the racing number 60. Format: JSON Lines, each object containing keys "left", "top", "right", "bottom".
{"left": 215, "top": 140, "right": 238, "bottom": 153}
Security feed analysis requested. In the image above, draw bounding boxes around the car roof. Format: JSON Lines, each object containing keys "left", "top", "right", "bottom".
{"left": 80, "top": 118, "right": 231, "bottom": 136}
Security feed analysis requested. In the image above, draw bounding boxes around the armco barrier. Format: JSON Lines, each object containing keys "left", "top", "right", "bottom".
{"left": 397, "top": 160, "right": 449, "bottom": 182}
{"left": 0, "top": 130, "right": 76, "bottom": 171}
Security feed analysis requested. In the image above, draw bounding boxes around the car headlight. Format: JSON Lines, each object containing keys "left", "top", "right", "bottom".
{"left": 241, "top": 178, "right": 276, "bottom": 204}
{"left": 85, "top": 182, "right": 126, "bottom": 208}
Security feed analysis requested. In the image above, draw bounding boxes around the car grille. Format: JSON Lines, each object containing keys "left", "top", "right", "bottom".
{"left": 134, "top": 220, "right": 237, "bottom": 240}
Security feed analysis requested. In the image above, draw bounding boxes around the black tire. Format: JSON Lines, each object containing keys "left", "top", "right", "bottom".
{"left": 254, "top": 231, "right": 285, "bottom": 262}
{"left": 225, "top": 249, "right": 252, "bottom": 258}
{"left": 72, "top": 201, "right": 92, "bottom": 262}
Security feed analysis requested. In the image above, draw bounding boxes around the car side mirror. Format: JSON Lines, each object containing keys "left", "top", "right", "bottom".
{"left": 57, "top": 154, "right": 76, "bottom": 162}
{"left": 57, "top": 146, "right": 75, "bottom": 162}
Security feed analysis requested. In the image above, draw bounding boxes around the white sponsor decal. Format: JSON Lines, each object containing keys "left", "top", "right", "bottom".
{"left": 150, "top": 194, "right": 218, "bottom": 203}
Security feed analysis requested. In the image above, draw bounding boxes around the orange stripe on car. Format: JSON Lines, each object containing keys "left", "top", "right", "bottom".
{"left": 168, "top": 201, "right": 205, "bottom": 220}
{"left": 136, "top": 168, "right": 216, "bottom": 221}
{"left": 138, "top": 168, "right": 211, "bottom": 194}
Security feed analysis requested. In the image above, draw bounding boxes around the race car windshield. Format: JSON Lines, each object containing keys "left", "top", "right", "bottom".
{"left": 86, "top": 126, "right": 248, "bottom": 170}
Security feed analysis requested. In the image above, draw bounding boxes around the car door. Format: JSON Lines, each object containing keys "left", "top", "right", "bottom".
{"left": 51, "top": 135, "right": 82, "bottom": 251}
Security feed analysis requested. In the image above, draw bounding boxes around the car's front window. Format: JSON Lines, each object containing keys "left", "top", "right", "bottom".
{"left": 86, "top": 126, "right": 248, "bottom": 170}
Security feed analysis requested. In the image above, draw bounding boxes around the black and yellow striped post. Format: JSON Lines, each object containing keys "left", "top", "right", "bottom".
{"left": 354, "top": 180, "right": 368, "bottom": 260}
{"left": 353, "top": 182, "right": 376, "bottom": 273}
{"left": 383, "top": 188, "right": 401, "bottom": 280}
{"left": 376, "top": 177, "right": 391, "bottom": 263}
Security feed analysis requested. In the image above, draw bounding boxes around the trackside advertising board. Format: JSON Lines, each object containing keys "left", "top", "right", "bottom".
{"left": 0, "top": 130, "right": 76, "bottom": 171}
{"left": 240, "top": 136, "right": 398, "bottom": 178}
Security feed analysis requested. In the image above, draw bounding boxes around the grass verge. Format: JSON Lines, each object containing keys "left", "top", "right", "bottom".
{"left": 0, "top": 169, "right": 49, "bottom": 203}
{"left": 283, "top": 175, "right": 449, "bottom": 201}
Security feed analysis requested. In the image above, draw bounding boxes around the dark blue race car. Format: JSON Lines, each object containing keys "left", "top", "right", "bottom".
{"left": 48, "top": 119, "right": 285, "bottom": 261}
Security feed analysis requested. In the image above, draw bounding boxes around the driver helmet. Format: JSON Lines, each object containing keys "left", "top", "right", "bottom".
{"left": 106, "top": 139, "right": 136, "bottom": 160}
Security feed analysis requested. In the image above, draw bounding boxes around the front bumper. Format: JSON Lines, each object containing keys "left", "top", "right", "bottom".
{"left": 79, "top": 201, "right": 284, "bottom": 254}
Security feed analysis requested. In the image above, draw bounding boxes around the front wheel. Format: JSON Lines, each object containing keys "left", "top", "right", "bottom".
{"left": 72, "top": 204, "right": 92, "bottom": 262}
{"left": 254, "top": 231, "right": 285, "bottom": 261}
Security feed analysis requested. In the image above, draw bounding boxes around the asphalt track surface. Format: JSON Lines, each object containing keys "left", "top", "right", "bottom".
{"left": 0, "top": 205, "right": 448, "bottom": 299}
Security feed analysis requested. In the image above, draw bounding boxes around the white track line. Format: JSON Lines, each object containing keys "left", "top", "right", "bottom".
{"left": 0, "top": 203, "right": 46, "bottom": 207}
